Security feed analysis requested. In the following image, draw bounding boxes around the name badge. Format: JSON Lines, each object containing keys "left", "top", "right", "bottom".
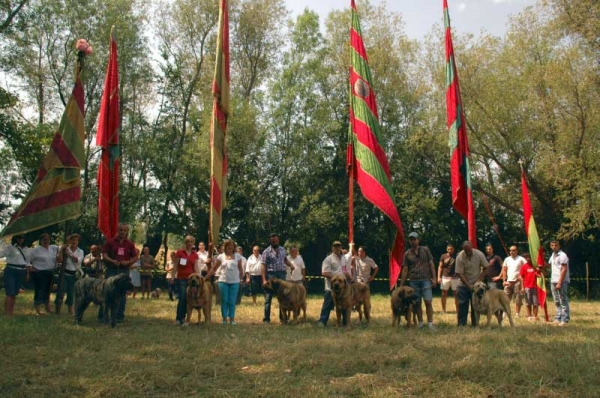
{"left": 180, "top": 258, "right": 187, "bottom": 266}
{"left": 117, "top": 248, "right": 125, "bottom": 256}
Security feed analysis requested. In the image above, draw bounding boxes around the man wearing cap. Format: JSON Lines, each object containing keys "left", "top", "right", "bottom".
{"left": 317, "top": 240, "right": 353, "bottom": 326}
{"left": 260, "top": 233, "right": 294, "bottom": 324}
{"left": 455, "top": 240, "right": 488, "bottom": 326}
{"left": 399, "top": 232, "right": 437, "bottom": 330}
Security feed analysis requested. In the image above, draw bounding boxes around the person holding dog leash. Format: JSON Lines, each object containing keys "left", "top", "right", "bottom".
{"left": 399, "top": 232, "right": 437, "bottom": 330}
{"left": 455, "top": 240, "right": 488, "bottom": 327}
{"left": 317, "top": 240, "right": 352, "bottom": 327}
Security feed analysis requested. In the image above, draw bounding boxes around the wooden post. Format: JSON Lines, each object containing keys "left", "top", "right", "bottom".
{"left": 586, "top": 262, "right": 590, "bottom": 302}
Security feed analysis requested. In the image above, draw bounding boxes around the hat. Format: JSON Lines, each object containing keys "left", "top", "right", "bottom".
{"left": 408, "top": 232, "right": 419, "bottom": 239}
{"left": 332, "top": 240, "right": 342, "bottom": 246}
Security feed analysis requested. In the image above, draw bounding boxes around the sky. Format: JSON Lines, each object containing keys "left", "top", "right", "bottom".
{"left": 285, "top": 0, "right": 538, "bottom": 39}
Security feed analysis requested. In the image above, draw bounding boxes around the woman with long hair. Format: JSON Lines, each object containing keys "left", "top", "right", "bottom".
{"left": 206, "top": 239, "right": 244, "bottom": 325}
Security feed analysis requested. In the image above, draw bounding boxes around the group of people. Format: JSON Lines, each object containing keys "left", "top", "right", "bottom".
{"left": 1, "top": 226, "right": 572, "bottom": 329}
{"left": 397, "top": 232, "right": 571, "bottom": 328}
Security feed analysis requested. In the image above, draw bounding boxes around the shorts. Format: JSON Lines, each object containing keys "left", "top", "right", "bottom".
{"left": 141, "top": 274, "right": 152, "bottom": 283}
{"left": 504, "top": 281, "right": 523, "bottom": 306}
{"left": 441, "top": 277, "right": 458, "bottom": 291}
{"left": 409, "top": 280, "right": 433, "bottom": 302}
{"left": 4, "top": 266, "right": 26, "bottom": 296}
{"left": 524, "top": 288, "right": 539, "bottom": 306}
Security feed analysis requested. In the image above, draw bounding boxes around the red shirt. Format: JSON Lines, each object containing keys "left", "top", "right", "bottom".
{"left": 103, "top": 238, "right": 136, "bottom": 269}
{"left": 519, "top": 263, "right": 539, "bottom": 289}
{"left": 175, "top": 249, "right": 199, "bottom": 280}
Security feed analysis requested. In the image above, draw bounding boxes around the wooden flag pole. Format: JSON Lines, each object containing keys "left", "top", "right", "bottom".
{"left": 586, "top": 261, "right": 590, "bottom": 302}
{"left": 55, "top": 221, "right": 70, "bottom": 315}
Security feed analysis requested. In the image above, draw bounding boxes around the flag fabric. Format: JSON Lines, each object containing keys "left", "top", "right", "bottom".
{"left": 521, "top": 168, "right": 547, "bottom": 308}
{"left": 209, "top": 0, "right": 230, "bottom": 244}
{"left": 348, "top": 0, "right": 405, "bottom": 291}
{"left": 96, "top": 28, "right": 120, "bottom": 240}
{"left": 0, "top": 51, "right": 87, "bottom": 238}
{"left": 444, "top": 0, "right": 477, "bottom": 247}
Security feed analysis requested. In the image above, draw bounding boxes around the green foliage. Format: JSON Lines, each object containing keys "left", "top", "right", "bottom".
{"left": 0, "top": 0, "right": 599, "bottom": 275}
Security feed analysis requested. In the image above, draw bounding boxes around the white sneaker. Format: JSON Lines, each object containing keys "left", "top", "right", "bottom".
{"left": 418, "top": 323, "right": 424, "bottom": 329}
{"left": 515, "top": 313, "right": 520, "bottom": 319}
{"left": 428, "top": 323, "right": 436, "bottom": 331}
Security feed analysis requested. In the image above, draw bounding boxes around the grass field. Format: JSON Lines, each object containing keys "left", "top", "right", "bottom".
{"left": 1, "top": 290, "right": 599, "bottom": 397}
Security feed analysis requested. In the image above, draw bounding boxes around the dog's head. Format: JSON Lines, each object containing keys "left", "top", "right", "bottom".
{"left": 331, "top": 274, "right": 347, "bottom": 294}
{"left": 187, "top": 273, "right": 203, "bottom": 288}
{"left": 113, "top": 273, "right": 134, "bottom": 291}
{"left": 392, "top": 285, "right": 418, "bottom": 310}
{"left": 473, "top": 281, "right": 488, "bottom": 298}
{"left": 263, "top": 277, "right": 282, "bottom": 293}
{"left": 155, "top": 288, "right": 162, "bottom": 294}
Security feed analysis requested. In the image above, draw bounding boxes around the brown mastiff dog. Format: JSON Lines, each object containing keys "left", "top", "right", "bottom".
{"left": 331, "top": 274, "right": 371, "bottom": 327}
{"left": 472, "top": 281, "right": 515, "bottom": 328}
{"left": 263, "top": 278, "right": 307, "bottom": 324}
{"left": 186, "top": 273, "right": 213, "bottom": 325}
{"left": 391, "top": 285, "right": 419, "bottom": 328}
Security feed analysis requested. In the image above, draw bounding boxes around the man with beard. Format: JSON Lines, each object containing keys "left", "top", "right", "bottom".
{"left": 260, "top": 233, "right": 294, "bottom": 324}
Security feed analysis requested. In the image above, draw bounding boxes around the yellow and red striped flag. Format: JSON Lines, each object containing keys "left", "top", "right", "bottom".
{"left": 209, "top": 0, "right": 230, "bottom": 244}
{"left": 0, "top": 41, "right": 91, "bottom": 237}
{"left": 521, "top": 168, "right": 547, "bottom": 307}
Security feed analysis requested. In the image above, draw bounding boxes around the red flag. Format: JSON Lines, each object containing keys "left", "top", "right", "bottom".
{"left": 348, "top": 0, "right": 405, "bottom": 290}
{"left": 96, "top": 29, "right": 120, "bottom": 239}
{"left": 444, "top": 0, "right": 477, "bottom": 247}
{"left": 521, "top": 168, "right": 546, "bottom": 308}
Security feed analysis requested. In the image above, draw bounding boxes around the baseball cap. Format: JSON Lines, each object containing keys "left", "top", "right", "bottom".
{"left": 332, "top": 240, "right": 342, "bottom": 246}
{"left": 408, "top": 232, "right": 419, "bottom": 239}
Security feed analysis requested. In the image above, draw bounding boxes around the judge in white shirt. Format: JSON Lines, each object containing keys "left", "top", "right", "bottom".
{"left": 54, "top": 233, "right": 84, "bottom": 314}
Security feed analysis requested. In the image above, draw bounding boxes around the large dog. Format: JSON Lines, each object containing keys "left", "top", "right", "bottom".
{"left": 73, "top": 273, "right": 133, "bottom": 328}
{"left": 186, "top": 273, "right": 213, "bottom": 325}
{"left": 331, "top": 274, "right": 371, "bottom": 327}
{"left": 472, "top": 281, "right": 515, "bottom": 328}
{"left": 391, "top": 285, "right": 419, "bottom": 328}
{"left": 263, "top": 278, "right": 307, "bottom": 324}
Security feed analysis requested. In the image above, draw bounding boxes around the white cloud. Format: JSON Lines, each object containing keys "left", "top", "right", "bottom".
{"left": 458, "top": 2, "right": 467, "bottom": 11}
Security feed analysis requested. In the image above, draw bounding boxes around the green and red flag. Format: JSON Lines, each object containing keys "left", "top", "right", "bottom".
{"left": 0, "top": 42, "right": 90, "bottom": 238}
{"left": 96, "top": 28, "right": 120, "bottom": 240}
{"left": 347, "top": 0, "right": 405, "bottom": 291}
{"left": 521, "top": 167, "right": 546, "bottom": 307}
{"left": 209, "top": 0, "right": 230, "bottom": 244}
{"left": 444, "top": 0, "right": 477, "bottom": 247}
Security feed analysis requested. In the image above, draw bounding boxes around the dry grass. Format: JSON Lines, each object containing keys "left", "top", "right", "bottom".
{"left": 2, "top": 290, "right": 599, "bottom": 397}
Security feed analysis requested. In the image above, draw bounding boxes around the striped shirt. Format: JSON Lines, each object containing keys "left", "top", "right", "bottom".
{"left": 403, "top": 246, "right": 434, "bottom": 281}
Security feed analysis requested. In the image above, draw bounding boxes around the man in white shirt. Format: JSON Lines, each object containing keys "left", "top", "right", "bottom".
{"left": 286, "top": 246, "right": 306, "bottom": 284}
{"left": 317, "top": 241, "right": 352, "bottom": 326}
{"left": 355, "top": 246, "right": 378, "bottom": 285}
{"left": 502, "top": 245, "right": 526, "bottom": 318}
{"left": 548, "top": 240, "right": 570, "bottom": 326}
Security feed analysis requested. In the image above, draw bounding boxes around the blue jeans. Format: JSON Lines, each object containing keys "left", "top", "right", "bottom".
{"left": 54, "top": 274, "right": 76, "bottom": 306}
{"left": 263, "top": 271, "right": 287, "bottom": 322}
{"left": 3, "top": 266, "right": 26, "bottom": 297}
{"left": 409, "top": 280, "right": 433, "bottom": 302}
{"left": 32, "top": 270, "right": 54, "bottom": 305}
{"left": 551, "top": 283, "right": 570, "bottom": 323}
{"left": 457, "top": 285, "right": 476, "bottom": 327}
{"left": 219, "top": 282, "right": 240, "bottom": 320}
{"left": 99, "top": 268, "right": 129, "bottom": 320}
{"left": 175, "top": 279, "right": 188, "bottom": 322}
{"left": 318, "top": 290, "right": 348, "bottom": 326}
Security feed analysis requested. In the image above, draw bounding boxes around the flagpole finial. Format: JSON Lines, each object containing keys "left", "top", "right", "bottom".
{"left": 518, "top": 158, "right": 524, "bottom": 170}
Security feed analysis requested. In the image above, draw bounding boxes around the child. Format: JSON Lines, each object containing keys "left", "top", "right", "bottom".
{"left": 519, "top": 253, "right": 542, "bottom": 321}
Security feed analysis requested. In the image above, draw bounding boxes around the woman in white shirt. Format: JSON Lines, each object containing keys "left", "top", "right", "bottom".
{"left": 0, "top": 234, "right": 31, "bottom": 316}
{"left": 206, "top": 239, "right": 244, "bottom": 325}
{"left": 129, "top": 249, "right": 142, "bottom": 298}
{"left": 30, "top": 233, "right": 62, "bottom": 315}
{"left": 54, "top": 233, "right": 84, "bottom": 314}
